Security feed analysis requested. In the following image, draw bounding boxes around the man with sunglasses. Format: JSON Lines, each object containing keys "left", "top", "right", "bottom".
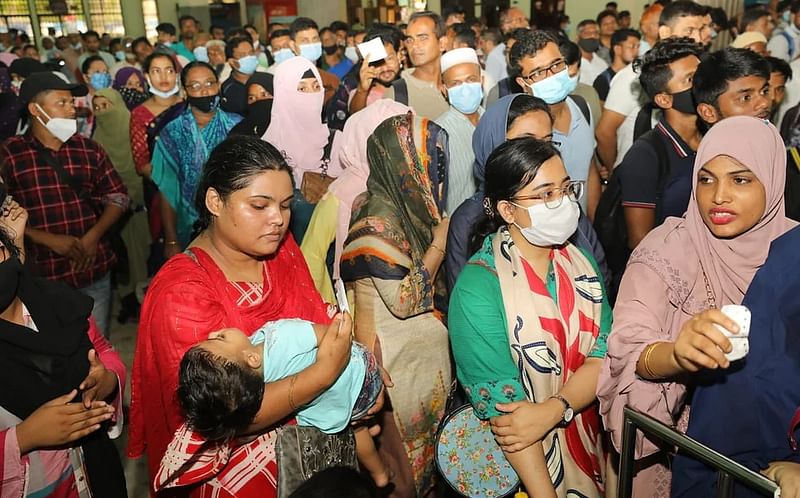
{"left": 511, "top": 30, "right": 603, "bottom": 218}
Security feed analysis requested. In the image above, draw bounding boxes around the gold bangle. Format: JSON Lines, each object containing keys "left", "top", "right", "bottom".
{"left": 165, "top": 240, "right": 179, "bottom": 246}
{"left": 288, "top": 373, "right": 299, "bottom": 411}
{"left": 642, "top": 342, "right": 659, "bottom": 379}
{"left": 430, "top": 243, "right": 445, "bottom": 255}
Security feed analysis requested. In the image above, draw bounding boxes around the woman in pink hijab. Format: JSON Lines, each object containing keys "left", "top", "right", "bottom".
{"left": 300, "top": 100, "right": 412, "bottom": 302}
{"left": 597, "top": 116, "right": 797, "bottom": 497}
{"left": 262, "top": 56, "right": 342, "bottom": 243}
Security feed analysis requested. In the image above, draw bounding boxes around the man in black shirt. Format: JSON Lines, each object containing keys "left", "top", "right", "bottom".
{"left": 615, "top": 38, "right": 703, "bottom": 250}
{"left": 593, "top": 28, "right": 640, "bottom": 101}
{"left": 220, "top": 36, "right": 257, "bottom": 116}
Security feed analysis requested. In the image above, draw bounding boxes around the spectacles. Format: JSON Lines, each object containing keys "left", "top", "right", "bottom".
{"left": 186, "top": 80, "right": 217, "bottom": 92}
{"left": 523, "top": 59, "right": 567, "bottom": 83}
{"left": 512, "top": 180, "right": 584, "bottom": 209}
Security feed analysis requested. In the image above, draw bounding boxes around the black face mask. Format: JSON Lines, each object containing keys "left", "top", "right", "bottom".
{"left": 578, "top": 38, "right": 600, "bottom": 53}
{"left": 0, "top": 254, "right": 22, "bottom": 311}
{"left": 187, "top": 94, "right": 220, "bottom": 113}
{"left": 247, "top": 98, "right": 273, "bottom": 120}
{"left": 669, "top": 88, "right": 697, "bottom": 115}
{"left": 323, "top": 45, "right": 338, "bottom": 56}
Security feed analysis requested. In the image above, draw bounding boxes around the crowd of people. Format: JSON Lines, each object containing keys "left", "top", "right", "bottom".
{"left": 2, "top": 0, "right": 800, "bottom": 497}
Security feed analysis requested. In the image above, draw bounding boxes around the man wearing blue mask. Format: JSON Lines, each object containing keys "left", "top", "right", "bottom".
{"left": 435, "top": 47, "right": 484, "bottom": 214}
{"left": 221, "top": 36, "right": 258, "bottom": 116}
{"left": 288, "top": 17, "right": 339, "bottom": 106}
{"left": 511, "top": 30, "right": 602, "bottom": 218}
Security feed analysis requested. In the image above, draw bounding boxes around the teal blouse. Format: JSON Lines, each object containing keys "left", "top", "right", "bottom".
{"left": 448, "top": 235, "right": 613, "bottom": 419}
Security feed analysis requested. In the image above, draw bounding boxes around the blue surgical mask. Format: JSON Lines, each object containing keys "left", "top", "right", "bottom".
{"left": 237, "top": 54, "right": 258, "bottom": 75}
{"left": 115, "top": 50, "right": 126, "bottom": 61}
{"left": 299, "top": 42, "right": 322, "bottom": 62}
{"left": 90, "top": 72, "right": 112, "bottom": 90}
{"left": 273, "top": 48, "right": 294, "bottom": 64}
{"left": 447, "top": 82, "right": 483, "bottom": 115}
{"left": 193, "top": 46, "right": 209, "bottom": 62}
{"left": 526, "top": 68, "right": 572, "bottom": 104}
{"left": 784, "top": 10, "right": 792, "bottom": 23}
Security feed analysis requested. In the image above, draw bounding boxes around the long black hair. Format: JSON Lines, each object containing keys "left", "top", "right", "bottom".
{"left": 469, "top": 137, "right": 561, "bottom": 254}
{"left": 193, "top": 135, "right": 293, "bottom": 235}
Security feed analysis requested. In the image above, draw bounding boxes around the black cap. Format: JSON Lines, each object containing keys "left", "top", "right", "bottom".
{"left": 19, "top": 71, "right": 88, "bottom": 103}
{"left": 9, "top": 58, "right": 47, "bottom": 78}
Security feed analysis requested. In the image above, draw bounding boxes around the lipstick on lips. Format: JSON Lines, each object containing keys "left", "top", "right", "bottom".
{"left": 708, "top": 207, "right": 737, "bottom": 225}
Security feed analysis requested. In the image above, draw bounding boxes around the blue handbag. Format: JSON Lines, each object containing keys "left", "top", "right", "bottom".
{"left": 435, "top": 403, "right": 521, "bottom": 497}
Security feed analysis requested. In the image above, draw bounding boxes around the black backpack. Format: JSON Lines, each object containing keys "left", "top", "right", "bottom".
{"left": 593, "top": 129, "right": 670, "bottom": 301}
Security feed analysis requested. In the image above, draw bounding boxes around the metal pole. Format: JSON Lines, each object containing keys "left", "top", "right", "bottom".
{"left": 618, "top": 416, "right": 637, "bottom": 498}
{"left": 717, "top": 472, "right": 734, "bottom": 498}
{"left": 621, "top": 407, "right": 779, "bottom": 498}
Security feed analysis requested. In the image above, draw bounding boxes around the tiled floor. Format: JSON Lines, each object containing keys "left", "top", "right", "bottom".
{"left": 109, "top": 315, "right": 150, "bottom": 498}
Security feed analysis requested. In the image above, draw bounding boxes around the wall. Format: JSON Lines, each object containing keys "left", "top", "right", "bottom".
{"left": 120, "top": 0, "right": 146, "bottom": 38}
{"left": 565, "top": 0, "right": 644, "bottom": 31}
{"left": 296, "top": 0, "right": 347, "bottom": 26}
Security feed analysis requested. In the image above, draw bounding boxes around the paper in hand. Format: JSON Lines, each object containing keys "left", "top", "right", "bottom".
{"left": 357, "top": 37, "right": 388, "bottom": 63}
{"left": 334, "top": 279, "right": 350, "bottom": 314}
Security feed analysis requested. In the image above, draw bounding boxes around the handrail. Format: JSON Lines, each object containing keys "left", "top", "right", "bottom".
{"left": 618, "top": 406, "right": 780, "bottom": 498}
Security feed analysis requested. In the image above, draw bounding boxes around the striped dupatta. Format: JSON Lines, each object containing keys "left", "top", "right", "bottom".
{"left": 493, "top": 228, "right": 606, "bottom": 497}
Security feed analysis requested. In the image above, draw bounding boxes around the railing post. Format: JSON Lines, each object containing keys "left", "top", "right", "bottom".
{"left": 717, "top": 472, "right": 734, "bottom": 498}
{"left": 618, "top": 415, "right": 637, "bottom": 498}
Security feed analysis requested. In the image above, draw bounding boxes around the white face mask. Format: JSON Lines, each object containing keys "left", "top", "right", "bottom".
{"left": 344, "top": 46, "right": 359, "bottom": 63}
{"left": 147, "top": 77, "right": 180, "bottom": 98}
{"left": 512, "top": 196, "right": 580, "bottom": 247}
{"left": 35, "top": 104, "right": 76, "bottom": 143}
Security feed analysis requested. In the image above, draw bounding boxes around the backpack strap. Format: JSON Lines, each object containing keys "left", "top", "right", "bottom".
{"left": 568, "top": 94, "right": 591, "bottom": 126}
{"left": 783, "top": 30, "right": 796, "bottom": 60}
{"left": 790, "top": 147, "right": 800, "bottom": 173}
{"left": 498, "top": 78, "right": 511, "bottom": 98}
{"left": 640, "top": 128, "right": 671, "bottom": 222}
{"left": 392, "top": 78, "right": 409, "bottom": 106}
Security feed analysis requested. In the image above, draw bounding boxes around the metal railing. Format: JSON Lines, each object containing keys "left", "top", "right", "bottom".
{"left": 618, "top": 406, "right": 780, "bottom": 498}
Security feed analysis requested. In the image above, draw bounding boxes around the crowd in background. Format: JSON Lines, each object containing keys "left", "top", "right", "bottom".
{"left": 2, "top": 0, "right": 800, "bottom": 497}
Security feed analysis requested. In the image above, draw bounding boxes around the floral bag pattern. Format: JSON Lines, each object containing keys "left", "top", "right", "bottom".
{"left": 435, "top": 404, "right": 520, "bottom": 497}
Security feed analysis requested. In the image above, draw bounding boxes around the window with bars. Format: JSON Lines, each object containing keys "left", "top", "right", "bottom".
{"left": 86, "top": 0, "right": 122, "bottom": 35}
{"left": 142, "top": 0, "right": 158, "bottom": 40}
{"left": 34, "top": 0, "right": 86, "bottom": 36}
{"left": 0, "top": 0, "right": 32, "bottom": 37}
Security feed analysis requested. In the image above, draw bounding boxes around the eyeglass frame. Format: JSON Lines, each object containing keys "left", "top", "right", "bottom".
{"left": 185, "top": 80, "right": 219, "bottom": 93}
{"left": 510, "top": 180, "right": 585, "bottom": 209}
{"left": 521, "top": 59, "right": 568, "bottom": 84}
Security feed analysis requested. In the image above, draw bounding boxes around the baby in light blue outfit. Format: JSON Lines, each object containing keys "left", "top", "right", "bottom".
{"left": 178, "top": 317, "right": 388, "bottom": 487}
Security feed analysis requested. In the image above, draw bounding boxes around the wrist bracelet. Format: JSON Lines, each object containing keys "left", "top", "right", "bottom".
{"left": 288, "top": 373, "right": 299, "bottom": 411}
{"left": 642, "top": 342, "right": 659, "bottom": 378}
{"left": 165, "top": 240, "right": 179, "bottom": 246}
{"left": 430, "top": 243, "right": 445, "bottom": 255}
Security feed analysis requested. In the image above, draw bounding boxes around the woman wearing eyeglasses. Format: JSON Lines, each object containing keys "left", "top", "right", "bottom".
{"left": 150, "top": 61, "right": 242, "bottom": 255}
{"left": 449, "top": 137, "right": 611, "bottom": 497}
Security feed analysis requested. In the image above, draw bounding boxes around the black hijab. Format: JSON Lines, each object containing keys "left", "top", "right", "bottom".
{"left": 0, "top": 242, "right": 126, "bottom": 496}
{"left": 230, "top": 72, "right": 274, "bottom": 137}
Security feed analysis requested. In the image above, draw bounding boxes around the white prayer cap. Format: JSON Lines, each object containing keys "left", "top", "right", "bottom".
{"left": 440, "top": 47, "right": 480, "bottom": 73}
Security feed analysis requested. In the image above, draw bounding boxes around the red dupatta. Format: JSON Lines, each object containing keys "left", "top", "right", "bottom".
{"left": 128, "top": 233, "right": 333, "bottom": 497}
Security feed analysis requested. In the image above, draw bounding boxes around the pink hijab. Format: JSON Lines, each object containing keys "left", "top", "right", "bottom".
{"left": 262, "top": 56, "right": 331, "bottom": 186}
{"left": 636, "top": 115, "right": 797, "bottom": 308}
{"left": 328, "top": 101, "right": 412, "bottom": 279}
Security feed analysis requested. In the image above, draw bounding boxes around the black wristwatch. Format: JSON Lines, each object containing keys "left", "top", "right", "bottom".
{"left": 550, "top": 394, "right": 574, "bottom": 427}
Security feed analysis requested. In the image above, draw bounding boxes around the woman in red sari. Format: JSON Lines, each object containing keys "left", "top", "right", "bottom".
{"left": 128, "top": 135, "right": 356, "bottom": 497}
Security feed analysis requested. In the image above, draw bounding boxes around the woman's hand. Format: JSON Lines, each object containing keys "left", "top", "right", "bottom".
{"left": 763, "top": 461, "right": 800, "bottom": 497}
{"left": 79, "top": 349, "right": 118, "bottom": 408}
{"left": 365, "top": 366, "right": 393, "bottom": 417}
{"left": 0, "top": 197, "right": 28, "bottom": 246}
{"left": 431, "top": 216, "right": 450, "bottom": 249}
{"left": 15, "top": 390, "right": 114, "bottom": 455}
{"left": 672, "top": 309, "right": 738, "bottom": 372}
{"left": 490, "top": 398, "right": 563, "bottom": 453}
{"left": 315, "top": 313, "right": 353, "bottom": 382}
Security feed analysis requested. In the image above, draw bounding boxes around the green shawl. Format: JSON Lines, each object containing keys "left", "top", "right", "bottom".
{"left": 93, "top": 88, "right": 143, "bottom": 205}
